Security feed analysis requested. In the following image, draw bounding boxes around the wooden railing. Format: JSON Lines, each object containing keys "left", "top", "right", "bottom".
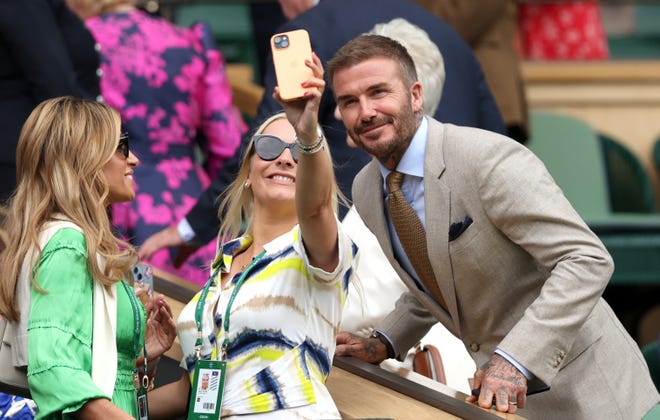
{"left": 152, "top": 268, "right": 526, "bottom": 419}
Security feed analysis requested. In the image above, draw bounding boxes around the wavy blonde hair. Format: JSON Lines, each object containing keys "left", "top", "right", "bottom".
{"left": 0, "top": 96, "right": 137, "bottom": 322}
{"left": 217, "top": 113, "right": 342, "bottom": 241}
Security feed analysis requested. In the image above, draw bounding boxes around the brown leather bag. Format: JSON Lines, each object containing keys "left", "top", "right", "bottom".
{"left": 412, "top": 342, "right": 446, "bottom": 384}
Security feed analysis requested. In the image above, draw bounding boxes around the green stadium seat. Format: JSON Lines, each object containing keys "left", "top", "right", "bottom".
{"left": 608, "top": 4, "right": 660, "bottom": 59}
{"left": 174, "top": 3, "right": 258, "bottom": 72}
{"left": 642, "top": 339, "right": 660, "bottom": 392}
{"left": 599, "top": 133, "right": 656, "bottom": 213}
{"left": 652, "top": 137, "right": 660, "bottom": 175}
{"left": 527, "top": 112, "right": 660, "bottom": 286}
{"left": 644, "top": 404, "right": 660, "bottom": 420}
{"left": 527, "top": 112, "right": 610, "bottom": 219}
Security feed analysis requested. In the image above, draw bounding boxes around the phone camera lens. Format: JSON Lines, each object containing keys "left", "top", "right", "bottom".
{"left": 274, "top": 35, "right": 289, "bottom": 49}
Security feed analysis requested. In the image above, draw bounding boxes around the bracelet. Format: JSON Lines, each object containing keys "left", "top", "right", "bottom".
{"left": 295, "top": 130, "right": 326, "bottom": 155}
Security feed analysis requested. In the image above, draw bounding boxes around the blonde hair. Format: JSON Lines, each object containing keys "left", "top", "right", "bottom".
{"left": 217, "top": 113, "right": 342, "bottom": 241}
{"left": 0, "top": 96, "right": 137, "bottom": 322}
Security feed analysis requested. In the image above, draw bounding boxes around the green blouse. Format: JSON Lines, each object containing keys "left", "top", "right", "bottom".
{"left": 27, "top": 228, "right": 145, "bottom": 419}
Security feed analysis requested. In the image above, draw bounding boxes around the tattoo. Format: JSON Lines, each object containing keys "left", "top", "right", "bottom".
{"left": 364, "top": 337, "right": 384, "bottom": 361}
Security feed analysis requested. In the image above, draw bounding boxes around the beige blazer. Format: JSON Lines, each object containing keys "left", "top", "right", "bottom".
{"left": 352, "top": 117, "right": 659, "bottom": 418}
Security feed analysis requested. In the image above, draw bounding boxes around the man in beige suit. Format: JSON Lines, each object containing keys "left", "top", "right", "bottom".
{"left": 329, "top": 34, "right": 659, "bottom": 418}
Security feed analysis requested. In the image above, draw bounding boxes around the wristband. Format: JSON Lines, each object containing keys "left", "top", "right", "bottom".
{"left": 295, "top": 130, "right": 326, "bottom": 155}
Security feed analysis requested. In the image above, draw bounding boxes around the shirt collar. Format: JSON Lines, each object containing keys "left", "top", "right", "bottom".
{"left": 213, "top": 235, "right": 253, "bottom": 273}
{"left": 379, "top": 116, "right": 428, "bottom": 180}
{"left": 212, "top": 228, "right": 297, "bottom": 273}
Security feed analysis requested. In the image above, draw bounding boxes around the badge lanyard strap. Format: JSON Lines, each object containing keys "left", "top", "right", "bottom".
{"left": 194, "top": 250, "right": 266, "bottom": 361}
{"left": 121, "top": 280, "right": 149, "bottom": 389}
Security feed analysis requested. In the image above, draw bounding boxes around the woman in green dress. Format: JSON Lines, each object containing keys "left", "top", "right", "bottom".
{"left": 0, "top": 96, "right": 176, "bottom": 418}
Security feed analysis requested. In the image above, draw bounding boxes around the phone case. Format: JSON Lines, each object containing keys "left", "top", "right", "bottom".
{"left": 132, "top": 263, "right": 154, "bottom": 305}
{"left": 271, "top": 29, "right": 313, "bottom": 101}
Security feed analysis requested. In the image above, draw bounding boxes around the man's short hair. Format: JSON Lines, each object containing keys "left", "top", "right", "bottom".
{"left": 327, "top": 34, "right": 418, "bottom": 92}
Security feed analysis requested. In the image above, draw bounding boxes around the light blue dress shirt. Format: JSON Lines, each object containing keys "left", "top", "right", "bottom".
{"left": 378, "top": 117, "right": 430, "bottom": 296}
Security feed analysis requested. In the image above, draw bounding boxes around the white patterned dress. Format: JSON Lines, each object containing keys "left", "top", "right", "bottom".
{"left": 176, "top": 221, "right": 356, "bottom": 418}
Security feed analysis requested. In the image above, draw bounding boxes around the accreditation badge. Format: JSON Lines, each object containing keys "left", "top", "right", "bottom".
{"left": 187, "top": 359, "right": 226, "bottom": 420}
{"left": 135, "top": 385, "right": 149, "bottom": 420}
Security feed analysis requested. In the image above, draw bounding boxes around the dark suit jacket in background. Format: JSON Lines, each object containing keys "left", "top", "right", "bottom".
{"left": 0, "top": 0, "right": 100, "bottom": 202}
{"left": 185, "top": 0, "right": 505, "bottom": 243}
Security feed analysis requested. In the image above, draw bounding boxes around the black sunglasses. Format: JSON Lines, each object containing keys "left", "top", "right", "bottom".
{"left": 253, "top": 134, "right": 298, "bottom": 163}
{"left": 117, "top": 132, "right": 129, "bottom": 158}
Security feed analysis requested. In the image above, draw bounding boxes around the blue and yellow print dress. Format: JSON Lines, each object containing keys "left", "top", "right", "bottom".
{"left": 176, "top": 221, "right": 356, "bottom": 419}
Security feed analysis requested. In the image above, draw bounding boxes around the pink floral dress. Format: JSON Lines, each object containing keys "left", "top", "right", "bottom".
{"left": 86, "top": 10, "right": 246, "bottom": 285}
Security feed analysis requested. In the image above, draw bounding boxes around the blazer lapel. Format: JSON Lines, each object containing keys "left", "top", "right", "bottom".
{"left": 424, "top": 119, "right": 461, "bottom": 334}
{"left": 354, "top": 161, "right": 394, "bottom": 257}
{"left": 354, "top": 141, "right": 459, "bottom": 336}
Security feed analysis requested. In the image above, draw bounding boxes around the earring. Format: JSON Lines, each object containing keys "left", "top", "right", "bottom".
{"left": 244, "top": 181, "right": 251, "bottom": 188}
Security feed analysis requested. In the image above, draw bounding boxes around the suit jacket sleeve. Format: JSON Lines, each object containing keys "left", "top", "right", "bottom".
{"left": 378, "top": 291, "right": 439, "bottom": 359}
{"left": 475, "top": 70, "right": 505, "bottom": 135}
{"left": 0, "top": 0, "right": 87, "bottom": 100}
{"left": 460, "top": 130, "right": 614, "bottom": 384}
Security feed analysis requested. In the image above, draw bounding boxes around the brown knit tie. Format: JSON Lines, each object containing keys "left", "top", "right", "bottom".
{"left": 387, "top": 171, "right": 448, "bottom": 310}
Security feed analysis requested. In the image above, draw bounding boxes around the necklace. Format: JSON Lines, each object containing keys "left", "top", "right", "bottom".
{"left": 237, "top": 251, "right": 258, "bottom": 271}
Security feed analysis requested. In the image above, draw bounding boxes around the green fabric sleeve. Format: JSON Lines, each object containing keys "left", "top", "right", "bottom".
{"left": 28, "top": 228, "right": 108, "bottom": 418}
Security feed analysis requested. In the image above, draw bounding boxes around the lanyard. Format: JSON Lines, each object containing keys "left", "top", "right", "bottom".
{"left": 121, "top": 280, "right": 149, "bottom": 389}
{"left": 194, "top": 250, "right": 265, "bottom": 361}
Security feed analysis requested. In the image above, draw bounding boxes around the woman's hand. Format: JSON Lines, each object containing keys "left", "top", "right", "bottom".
{"left": 273, "top": 51, "right": 325, "bottom": 143}
{"left": 143, "top": 294, "right": 176, "bottom": 360}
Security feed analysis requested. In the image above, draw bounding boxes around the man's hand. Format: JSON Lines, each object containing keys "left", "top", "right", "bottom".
{"left": 138, "top": 225, "right": 197, "bottom": 268}
{"left": 466, "top": 353, "right": 527, "bottom": 414}
{"left": 335, "top": 331, "right": 388, "bottom": 364}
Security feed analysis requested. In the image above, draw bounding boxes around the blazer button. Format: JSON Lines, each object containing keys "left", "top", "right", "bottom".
{"left": 96, "top": 68, "right": 104, "bottom": 78}
{"left": 469, "top": 342, "right": 480, "bottom": 352}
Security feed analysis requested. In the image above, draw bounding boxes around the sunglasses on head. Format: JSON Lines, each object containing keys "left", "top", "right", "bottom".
{"left": 253, "top": 134, "right": 298, "bottom": 163}
{"left": 117, "top": 132, "right": 129, "bottom": 158}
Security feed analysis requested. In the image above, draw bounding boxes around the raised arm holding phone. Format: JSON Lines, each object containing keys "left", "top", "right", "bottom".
{"left": 147, "top": 49, "right": 357, "bottom": 419}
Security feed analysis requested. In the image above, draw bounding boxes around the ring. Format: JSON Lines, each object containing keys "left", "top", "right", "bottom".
{"left": 509, "top": 400, "right": 518, "bottom": 405}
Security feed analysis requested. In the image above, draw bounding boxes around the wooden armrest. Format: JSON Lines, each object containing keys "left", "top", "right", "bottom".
{"left": 226, "top": 63, "right": 265, "bottom": 118}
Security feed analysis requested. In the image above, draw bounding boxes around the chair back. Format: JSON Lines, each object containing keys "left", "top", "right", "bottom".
{"left": 642, "top": 339, "right": 660, "bottom": 392}
{"left": 526, "top": 112, "right": 611, "bottom": 220}
{"left": 652, "top": 137, "right": 660, "bottom": 174}
{"left": 600, "top": 133, "right": 656, "bottom": 213}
